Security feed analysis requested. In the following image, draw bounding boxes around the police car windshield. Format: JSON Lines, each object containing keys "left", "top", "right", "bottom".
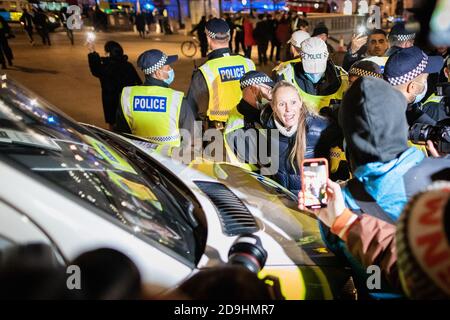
{"left": 0, "top": 78, "right": 200, "bottom": 266}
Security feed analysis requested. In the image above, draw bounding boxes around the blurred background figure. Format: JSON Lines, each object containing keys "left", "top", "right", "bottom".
{"left": 234, "top": 12, "right": 245, "bottom": 54}
{"left": 33, "top": 7, "right": 51, "bottom": 46}
{"left": 190, "top": 16, "right": 207, "bottom": 58}
{"left": 253, "top": 14, "right": 271, "bottom": 66}
{"left": 268, "top": 13, "right": 280, "bottom": 63}
{"left": 20, "top": 8, "right": 34, "bottom": 45}
{"left": 224, "top": 13, "right": 235, "bottom": 52}
{"left": 87, "top": 40, "right": 142, "bottom": 130}
{"left": 243, "top": 15, "right": 255, "bottom": 59}
{"left": 275, "top": 13, "right": 292, "bottom": 63}
{"left": 60, "top": 6, "right": 75, "bottom": 45}
{"left": 0, "top": 13, "right": 14, "bottom": 68}
{"left": 135, "top": 10, "right": 146, "bottom": 39}
{"left": 93, "top": 5, "right": 107, "bottom": 32}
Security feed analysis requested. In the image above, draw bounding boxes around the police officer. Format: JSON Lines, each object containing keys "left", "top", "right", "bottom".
{"left": 118, "top": 49, "right": 196, "bottom": 148}
{"left": 385, "top": 22, "right": 415, "bottom": 57}
{"left": 385, "top": 46, "right": 444, "bottom": 127}
{"left": 348, "top": 60, "right": 383, "bottom": 87}
{"left": 272, "top": 30, "right": 310, "bottom": 78}
{"left": 224, "top": 71, "right": 274, "bottom": 170}
{"left": 420, "top": 57, "right": 450, "bottom": 122}
{"left": 186, "top": 18, "right": 256, "bottom": 130}
{"left": 275, "top": 37, "right": 348, "bottom": 113}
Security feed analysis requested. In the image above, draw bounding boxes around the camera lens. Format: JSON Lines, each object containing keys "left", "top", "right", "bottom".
{"left": 228, "top": 234, "right": 268, "bottom": 274}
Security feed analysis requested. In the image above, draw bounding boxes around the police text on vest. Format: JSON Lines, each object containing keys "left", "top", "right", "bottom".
{"left": 218, "top": 65, "right": 246, "bottom": 82}
{"left": 133, "top": 96, "right": 167, "bottom": 112}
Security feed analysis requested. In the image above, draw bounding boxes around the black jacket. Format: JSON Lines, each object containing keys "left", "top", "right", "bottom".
{"left": 225, "top": 99, "right": 265, "bottom": 166}
{"left": 342, "top": 45, "right": 367, "bottom": 71}
{"left": 115, "top": 77, "right": 197, "bottom": 143}
{"left": 88, "top": 52, "right": 142, "bottom": 124}
{"left": 261, "top": 108, "right": 338, "bottom": 194}
{"left": 0, "top": 16, "right": 11, "bottom": 35}
{"left": 19, "top": 12, "right": 34, "bottom": 30}
{"left": 253, "top": 20, "right": 272, "bottom": 44}
{"left": 187, "top": 47, "right": 243, "bottom": 121}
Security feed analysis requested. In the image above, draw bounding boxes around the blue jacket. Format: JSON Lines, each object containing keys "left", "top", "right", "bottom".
{"left": 342, "top": 147, "right": 450, "bottom": 221}
{"left": 262, "top": 109, "right": 337, "bottom": 194}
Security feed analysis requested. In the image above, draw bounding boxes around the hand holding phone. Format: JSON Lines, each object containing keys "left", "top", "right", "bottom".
{"left": 301, "top": 158, "right": 329, "bottom": 209}
{"left": 299, "top": 176, "right": 347, "bottom": 228}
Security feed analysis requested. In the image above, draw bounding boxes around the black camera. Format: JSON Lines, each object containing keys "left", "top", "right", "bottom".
{"left": 227, "top": 234, "right": 267, "bottom": 274}
{"left": 409, "top": 123, "right": 450, "bottom": 154}
{"left": 436, "top": 82, "right": 450, "bottom": 116}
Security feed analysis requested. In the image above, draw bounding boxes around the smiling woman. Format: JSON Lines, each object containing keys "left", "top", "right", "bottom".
{"left": 260, "top": 81, "right": 339, "bottom": 194}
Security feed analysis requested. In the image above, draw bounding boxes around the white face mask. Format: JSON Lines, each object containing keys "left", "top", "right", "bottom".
{"left": 413, "top": 81, "right": 427, "bottom": 104}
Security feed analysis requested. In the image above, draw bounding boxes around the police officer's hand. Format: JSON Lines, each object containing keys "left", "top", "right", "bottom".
{"left": 350, "top": 34, "right": 367, "bottom": 54}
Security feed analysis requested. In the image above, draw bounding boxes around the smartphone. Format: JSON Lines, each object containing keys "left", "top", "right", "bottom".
{"left": 301, "top": 158, "right": 328, "bottom": 209}
{"left": 356, "top": 25, "right": 368, "bottom": 37}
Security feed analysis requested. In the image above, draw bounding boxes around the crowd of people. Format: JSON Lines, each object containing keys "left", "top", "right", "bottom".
{"left": 191, "top": 10, "right": 312, "bottom": 64}
{"left": 84, "top": 10, "right": 450, "bottom": 299}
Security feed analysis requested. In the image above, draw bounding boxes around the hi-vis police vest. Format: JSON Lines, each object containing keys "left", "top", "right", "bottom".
{"left": 278, "top": 63, "right": 349, "bottom": 112}
{"left": 199, "top": 55, "right": 255, "bottom": 122}
{"left": 224, "top": 107, "right": 260, "bottom": 171}
{"left": 121, "top": 85, "right": 183, "bottom": 147}
{"left": 423, "top": 93, "right": 443, "bottom": 105}
{"left": 272, "top": 57, "right": 301, "bottom": 74}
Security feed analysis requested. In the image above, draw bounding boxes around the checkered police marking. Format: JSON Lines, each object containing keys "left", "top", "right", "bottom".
{"left": 218, "top": 65, "right": 246, "bottom": 82}
{"left": 240, "top": 76, "right": 273, "bottom": 89}
{"left": 387, "top": 55, "right": 428, "bottom": 86}
{"left": 133, "top": 96, "right": 167, "bottom": 112}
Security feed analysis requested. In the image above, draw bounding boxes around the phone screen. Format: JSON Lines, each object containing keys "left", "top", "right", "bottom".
{"left": 302, "top": 160, "right": 328, "bottom": 209}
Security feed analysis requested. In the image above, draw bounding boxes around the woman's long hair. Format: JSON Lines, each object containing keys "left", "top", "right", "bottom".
{"left": 271, "top": 81, "right": 315, "bottom": 173}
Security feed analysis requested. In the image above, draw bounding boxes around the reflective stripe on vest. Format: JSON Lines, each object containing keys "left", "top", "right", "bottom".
{"left": 121, "top": 85, "right": 183, "bottom": 147}
{"left": 273, "top": 57, "right": 302, "bottom": 74}
{"left": 423, "top": 93, "right": 443, "bottom": 105}
{"left": 223, "top": 107, "right": 259, "bottom": 171}
{"left": 199, "top": 56, "right": 256, "bottom": 122}
{"left": 280, "top": 64, "right": 349, "bottom": 112}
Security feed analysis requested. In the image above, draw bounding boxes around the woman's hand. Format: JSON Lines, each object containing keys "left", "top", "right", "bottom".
{"left": 299, "top": 179, "right": 347, "bottom": 228}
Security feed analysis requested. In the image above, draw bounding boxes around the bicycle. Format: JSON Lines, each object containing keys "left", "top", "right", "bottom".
{"left": 181, "top": 36, "right": 200, "bottom": 58}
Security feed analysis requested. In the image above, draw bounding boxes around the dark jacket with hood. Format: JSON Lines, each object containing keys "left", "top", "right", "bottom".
{"left": 261, "top": 107, "right": 340, "bottom": 194}
{"left": 339, "top": 77, "right": 450, "bottom": 221}
{"left": 323, "top": 77, "right": 450, "bottom": 299}
{"left": 88, "top": 52, "right": 142, "bottom": 125}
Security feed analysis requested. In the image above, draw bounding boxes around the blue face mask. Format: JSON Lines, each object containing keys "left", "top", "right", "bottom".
{"left": 305, "top": 72, "right": 324, "bottom": 84}
{"left": 413, "top": 81, "right": 427, "bottom": 104}
{"left": 163, "top": 69, "right": 175, "bottom": 85}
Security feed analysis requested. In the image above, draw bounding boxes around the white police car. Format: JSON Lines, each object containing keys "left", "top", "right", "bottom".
{"left": 0, "top": 76, "right": 354, "bottom": 299}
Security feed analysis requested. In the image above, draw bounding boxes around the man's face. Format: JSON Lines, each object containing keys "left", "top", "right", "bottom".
{"left": 367, "top": 34, "right": 388, "bottom": 57}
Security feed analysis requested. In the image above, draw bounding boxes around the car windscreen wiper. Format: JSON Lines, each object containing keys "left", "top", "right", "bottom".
{"left": 0, "top": 128, "right": 61, "bottom": 152}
